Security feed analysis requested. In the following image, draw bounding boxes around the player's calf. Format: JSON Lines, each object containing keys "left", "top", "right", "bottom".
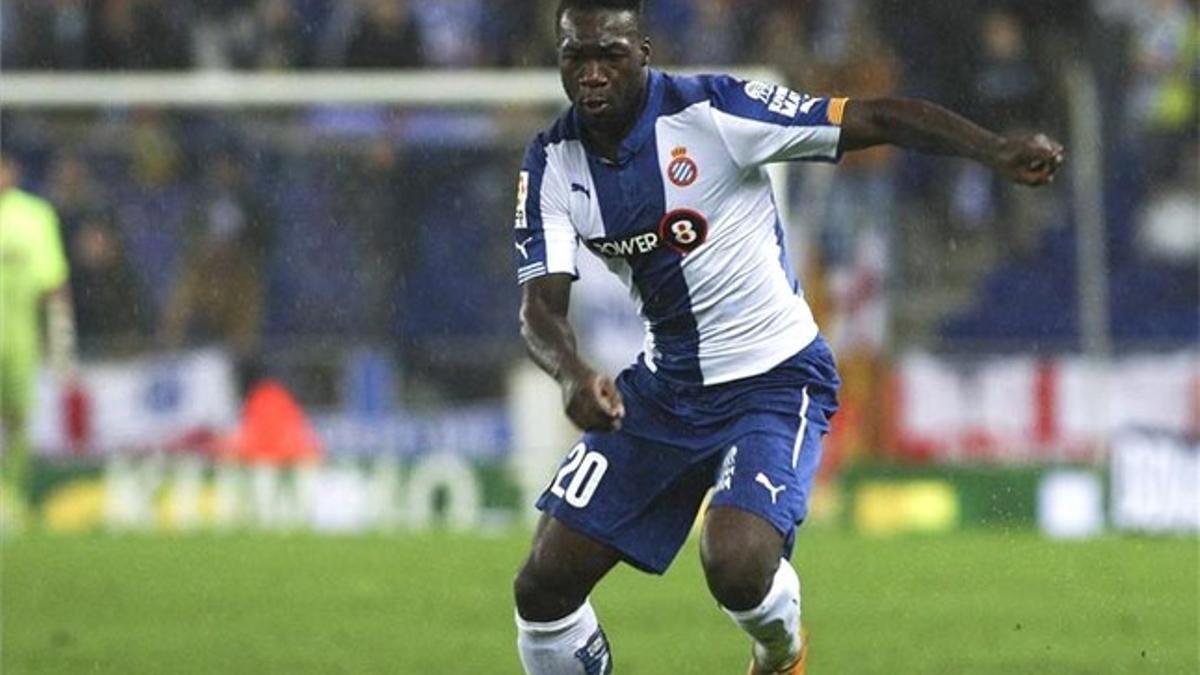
{"left": 702, "top": 507, "right": 803, "bottom": 672}
{"left": 514, "top": 516, "right": 621, "bottom": 674}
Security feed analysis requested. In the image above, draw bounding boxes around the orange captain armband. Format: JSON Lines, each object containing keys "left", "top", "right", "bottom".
{"left": 827, "top": 98, "right": 849, "bottom": 126}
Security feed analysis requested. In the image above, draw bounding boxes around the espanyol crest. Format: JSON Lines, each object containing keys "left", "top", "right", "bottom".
{"left": 666, "top": 146, "right": 698, "bottom": 187}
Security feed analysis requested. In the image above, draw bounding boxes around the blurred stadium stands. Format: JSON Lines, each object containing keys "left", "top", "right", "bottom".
{"left": 2, "top": 0, "right": 1197, "bottom": 477}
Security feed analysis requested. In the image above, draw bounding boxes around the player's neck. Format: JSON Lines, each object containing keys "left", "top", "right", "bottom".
{"left": 582, "top": 83, "right": 649, "bottom": 163}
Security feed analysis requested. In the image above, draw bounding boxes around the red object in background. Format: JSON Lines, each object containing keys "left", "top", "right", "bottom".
{"left": 62, "top": 380, "right": 92, "bottom": 454}
{"left": 1033, "top": 359, "right": 1058, "bottom": 447}
{"left": 225, "top": 379, "right": 323, "bottom": 466}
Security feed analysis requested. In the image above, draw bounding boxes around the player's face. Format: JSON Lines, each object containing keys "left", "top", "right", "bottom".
{"left": 0, "top": 157, "right": 18, "bottom": 193}
{"left": 557, "top": 9, "right": 651, "bottom": 137}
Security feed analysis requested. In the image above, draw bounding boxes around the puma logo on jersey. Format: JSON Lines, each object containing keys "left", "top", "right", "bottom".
{"left": 514, "top": 235, "right": 534, "bottom": 260}
{"left": 755, "top": 472, "right": 786, "bottom": 504}
{"left": 571, "top": 182, "right": 591, "bottom": 199}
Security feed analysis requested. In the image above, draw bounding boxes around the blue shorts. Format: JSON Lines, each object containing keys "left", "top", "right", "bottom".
{"left": 536, "top": 336, "right": 840, "bottom": 574}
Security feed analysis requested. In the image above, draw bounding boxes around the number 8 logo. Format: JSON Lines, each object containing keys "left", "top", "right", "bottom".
{"left": 672, "top": 220, "right": 698, "bottom": 245}
{"left": 656, "top": 208, "right": 709, "bottom": 255}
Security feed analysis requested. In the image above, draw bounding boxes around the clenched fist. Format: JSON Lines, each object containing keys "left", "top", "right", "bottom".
{"left": 992, "top": 133, "right": 1066, "bottom": 187}
{"left": 563, "top": 371, "right": 626, "bottom": 432}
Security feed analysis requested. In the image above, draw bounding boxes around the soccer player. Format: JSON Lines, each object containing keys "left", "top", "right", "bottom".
{"left": 0, "top": 153, "right": 76, "bottom": 512}
{"left": 511, "top": 2, "right": 1064, "bottom": 673}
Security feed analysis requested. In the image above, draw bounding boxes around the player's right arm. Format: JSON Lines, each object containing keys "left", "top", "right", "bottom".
{"left": 513, "top": 137, "right": 624, "bottom": 432}
{"left": 520, "top": 275, "right": 625, "bottom": 432}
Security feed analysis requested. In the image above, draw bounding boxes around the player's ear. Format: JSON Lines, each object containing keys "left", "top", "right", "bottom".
{"left": 640, "top": 37, "right": 652, "bottom": 66}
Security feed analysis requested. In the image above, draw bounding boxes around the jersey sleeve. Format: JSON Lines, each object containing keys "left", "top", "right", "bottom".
{"left": 706, "top": 75, "right": 848, "bottom": 168}
{"left": 512, "top": 138, "right": 578, "bottom": 285}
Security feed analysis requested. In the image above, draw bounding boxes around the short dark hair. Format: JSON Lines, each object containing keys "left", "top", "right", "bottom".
{"left": 556, "top": 0, "right": 644, "bottom": 22}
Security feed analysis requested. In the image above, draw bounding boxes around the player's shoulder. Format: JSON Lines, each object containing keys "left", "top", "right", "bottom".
{"left": 527, "top": 109, "right": 583, "bottom": 155}
{"left": 670, "top": 71, "right": 842, "bottom": 129}
{"left": 521, "top": 108, "right": 584, "bottom": 173}
{"left": 657, "top": 70, "right": 758, "bottom": 115}
{"left": 658, "top": 70, "right": 819, "bottom": 126}
{"left": 4, "top": 189, "right": 57, "bottom": 220}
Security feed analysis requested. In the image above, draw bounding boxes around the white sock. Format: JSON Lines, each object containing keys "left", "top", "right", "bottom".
{"left": 516, "top": 600, "right": 612, "bottom": 675}
{"left": 723, "top": 559, "right": 803, "bottom": 670}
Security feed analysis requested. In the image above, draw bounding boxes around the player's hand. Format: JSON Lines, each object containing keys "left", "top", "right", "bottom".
{"left": 992, "top": 133, "right": 1065, "bottom": 187}
{"left": 563, "top": 371, "right": 626, "bottom": 432}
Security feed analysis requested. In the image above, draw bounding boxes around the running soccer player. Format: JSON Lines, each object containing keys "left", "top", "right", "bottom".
{"left": 511, "top": 2, "right": 1064, "bottom": 673}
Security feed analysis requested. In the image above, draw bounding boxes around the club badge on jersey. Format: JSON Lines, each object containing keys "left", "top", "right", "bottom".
{"left": 666, "top": 146, "right": 698, "bottom": 187}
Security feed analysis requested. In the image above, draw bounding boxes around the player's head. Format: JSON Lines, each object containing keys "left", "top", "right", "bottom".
{"left": 0, "top": 153, "right": 19, "bottom": 193}
{"left": 555, "top": 0, "right": 652, "bottom": 136}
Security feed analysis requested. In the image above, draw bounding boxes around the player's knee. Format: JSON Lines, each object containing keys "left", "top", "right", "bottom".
{"left": 513, "top": 559, "right": 585, "bottom": 623}
{"left": 700, "top": 521, "right": 782, "bottom": 610}
{"left": 700, "top": 510, "right": 783, "bottom": 610}
{"left": 702, "top": 548, "right": 777, "bottom": 611}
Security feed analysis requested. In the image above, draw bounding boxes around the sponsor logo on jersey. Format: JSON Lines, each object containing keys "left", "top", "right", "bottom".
{"left": 587, "top": 231, "right": 662, "bottom": 258}
{"left": 514, "top": 170, "right": 529, "bottom": 228}
{"left": 586, "top": 209, "right": 710, "bottom": 259}
{"left": 666, "top": 146, "right": 698, "bottom": 187}
{"left": 570, "top": 182, "right": 591, "bottom": 198}
{"left": 656, "top": 208, "right": 709, "bottom": 254}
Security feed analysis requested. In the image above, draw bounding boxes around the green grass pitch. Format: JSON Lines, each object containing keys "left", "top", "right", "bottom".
{"left": 3, "top": 529, "right": 1196, "bottom": 674}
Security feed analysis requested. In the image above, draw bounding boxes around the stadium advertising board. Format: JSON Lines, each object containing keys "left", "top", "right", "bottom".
{"left": 892, "top": 352, "right": 1200, "bottom": 463}
{"left": 1110, "top": 431, "right": 1200, "bottom": 534}
{"left": 40, "top": 454, "right": 512, "bottom": 534}
{"left": 30, "top": 349, "right": 239, "bottom": 456}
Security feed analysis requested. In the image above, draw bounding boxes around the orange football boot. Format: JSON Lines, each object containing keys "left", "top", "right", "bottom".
{"left": 746, "top": 628, "right": 807, "bottom": 675}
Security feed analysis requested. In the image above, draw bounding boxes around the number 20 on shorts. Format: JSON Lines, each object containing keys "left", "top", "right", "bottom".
{"left": 550, "top": 443, "right": 609, "bottom": 508}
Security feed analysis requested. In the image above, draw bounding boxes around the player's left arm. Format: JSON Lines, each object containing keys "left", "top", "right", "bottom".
{"left": 44, "top": 285, "right": 77, "bottom": 376}
{"left": 36, "top": 203, "right": 77, "bottom": 375}
{"left": 838, "top": 98, "right": 1065, "bottom": 186}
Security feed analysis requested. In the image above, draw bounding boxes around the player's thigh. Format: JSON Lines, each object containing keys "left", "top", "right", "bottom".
{"left": 0, "top": 346, "right": 34, "bottom": 429}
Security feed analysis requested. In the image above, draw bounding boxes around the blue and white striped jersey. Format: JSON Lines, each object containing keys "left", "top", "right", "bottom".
{"left": 514, "top": 69, "right": 847, "bottom": 386}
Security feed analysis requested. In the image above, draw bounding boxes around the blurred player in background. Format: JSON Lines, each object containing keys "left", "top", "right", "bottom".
{"left": 511, "top": 1, "right": 1064, "bottom": 673}
{"left": 0, "top": 153, "right": 76, "bottom": 515}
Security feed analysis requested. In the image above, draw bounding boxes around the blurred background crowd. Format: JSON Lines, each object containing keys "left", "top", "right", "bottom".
{"left": 1, "top": 0, "right": 1196, "bottom": 437}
